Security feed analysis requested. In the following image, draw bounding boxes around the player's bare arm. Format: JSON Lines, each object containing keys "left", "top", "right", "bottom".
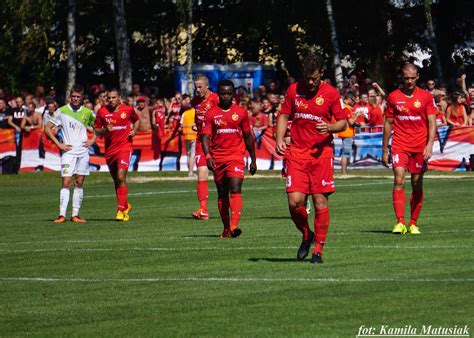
{"left": 424, "top": 114, "right": 436, "bottom": 160}
{"left": 130, "top": 120, "right": 140, "bottom": 138}
{"left": 243, "top": 130, "right": 257, "bottom": 176}
{"left": 201, "top": 133, "right": 215, "bottom": 172}
{"left": 45, "top": 121, "right": 72, "bottom": 151}
{"left": 275, "top": 113, "right": 289, "bottom": 156}
{"left": 382, "top": 117, "right": 394, "bottom": 167}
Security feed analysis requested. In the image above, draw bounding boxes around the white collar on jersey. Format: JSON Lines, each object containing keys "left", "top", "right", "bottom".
{"left": 68, "top": 104, "right": 83, "bottom": 113}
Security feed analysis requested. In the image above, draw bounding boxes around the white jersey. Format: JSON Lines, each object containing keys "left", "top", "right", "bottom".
{"left": 50, "top": 104, "right": 95, "bottom": 156}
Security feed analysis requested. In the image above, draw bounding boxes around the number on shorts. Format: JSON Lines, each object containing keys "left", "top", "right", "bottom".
{"left": 393, "top": 153, "right": 399, "bottom": 164}
{"left": 286, "top": 175, "right": 292, "bottom": 187}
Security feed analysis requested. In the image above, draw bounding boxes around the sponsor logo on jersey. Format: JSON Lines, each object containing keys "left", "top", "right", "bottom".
{"left": 232, "top": 113, "right": 239, "bottom": 121}
{"left": 321, "top": 179, "right": 334, "bottom": 187}
{"left": 294, "top": 112, "right": 323, "bottom": 122}
{"left": 315, "top": 97, "right": 325, "bottom": 105}
{"left": 397, "top": 115, "right": 422, "bottom": 121}
{"left": 295, "top": 99, "right": 308, "bottom": 110}
{"left": 120, "top": 112, "right": 127, "bottom": 119}
{"left": 414, "top": 99, "right": 421, "bottom": 108}
{"left": 216, "top": 128, "right": 239, "bottom": 134}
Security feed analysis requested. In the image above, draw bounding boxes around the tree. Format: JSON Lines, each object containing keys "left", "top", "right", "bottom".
{"left": 112, "top": 0, "right": 132, "bottom": 96}
{"left": 325, "top": 0, "right": 343, "bottom": 89}
{"left": 66, "top": 0, "right": 77, "bottom": 97}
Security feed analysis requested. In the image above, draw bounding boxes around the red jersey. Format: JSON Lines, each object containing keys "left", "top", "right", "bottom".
{"left": 202, "top": 103, "right": 251, "bottom": 162}
{"left": 154, "top": 107, "right": 166, "bottom": 137}
{"left": 280, "top": 81, "right": 347, "bottom": 159}
{"left": 353, "top": 103, "right": 371, "bottom": 124}
{"left": 191, "top": 92, "right": 220, "bottom": 136}
{"left": 94, "top": 104, "right": 139, "bottom": 155}
{"left": 385, "top": 87, "right": 437, "bottom": 152}
{"left": 249, "top": 113, "right": 269, "bottom": 129}
{"left": 447, "top": 105, "right": 466, "bottom": 125}
{"left": 368, "top": 105, "right": 384, "bottom": 126}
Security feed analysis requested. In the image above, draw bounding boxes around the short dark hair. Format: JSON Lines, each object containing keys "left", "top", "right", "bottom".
{"left": 70, "top": 84, "right": 84, "bottom": 95}
{"left": 218, "top": 79, "right": 235, "bottom": 89}
{"left": 107, "top": 88, "right": 120, "bottom": 95}
{"left": 302, "top": 53, "right": 324, "bottom": 75}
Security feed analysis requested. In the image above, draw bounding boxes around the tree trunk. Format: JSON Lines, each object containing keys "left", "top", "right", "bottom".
{"left": 424, "top": 0, "right": 443, "bottom": 81}
{"left": 66, "top": 0, "right": 77, "bottom": 98}
{"left": 186, "top": 0, "right": 193, "bottom": 95}
{"left": 112, "top": 0, "right": 132, "bottom": 97}
{"left": 325, "top": 0, "right": 343, "bottom": 90}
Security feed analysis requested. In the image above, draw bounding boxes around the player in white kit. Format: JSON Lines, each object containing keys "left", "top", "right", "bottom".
{"left": 45, "top": 84, "right": 96, "bottom": 222}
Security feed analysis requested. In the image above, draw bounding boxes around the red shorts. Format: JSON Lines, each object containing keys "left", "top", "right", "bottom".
{"left": 195, "top": 140, "right": 207, "bottom": 168}
{"left": 285, "top": 157, "right": 335, "bottom": 194}
{"left": 106, "top": 151, "right": 131, "bottom": 171}
{"left": 391, "top": 148, "right": 427, "bottom": 174}
{"left": 213, "top": 159, "right": 245, "bottom": 184}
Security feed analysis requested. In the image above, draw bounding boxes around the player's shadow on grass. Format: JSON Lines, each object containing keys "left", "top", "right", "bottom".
{"left": 248, "top": 257, "right": 300, "bottom": 263}
{"left": 254, "top": 216, "right": 289, "bottom": 220}
{"left": 361, "top": 230, "right": 393, "bottom": 235}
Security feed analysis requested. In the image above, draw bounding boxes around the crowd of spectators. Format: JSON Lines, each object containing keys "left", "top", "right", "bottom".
{"left": 0, "top": 67, "right": 472, "bottom": 173}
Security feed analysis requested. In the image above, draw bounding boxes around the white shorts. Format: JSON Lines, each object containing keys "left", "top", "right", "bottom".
{"left": 61, "top": 152, "right": 90, "bottom": 177}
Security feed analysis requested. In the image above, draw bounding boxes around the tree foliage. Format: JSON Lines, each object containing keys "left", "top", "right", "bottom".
{"left": 0, "top": 0, "right": 471, "bottom": 96}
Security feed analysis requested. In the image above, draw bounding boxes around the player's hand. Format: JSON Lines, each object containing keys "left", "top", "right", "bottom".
{"left": 382, "top": 149, "right": 390, "bottom": 168}
{"left": 423, "top": 143, "right": 433, "bottom": 161}
{"left": 129, "top": 130, "right": 136, "bottom": 138}
{"left": 275, "top": 140, "right": 287, "bottom": 156}
{"left": 59, "top": 143, "right": 72, "bottom": 152}
{"left": 83, "top": 140, "right": 94, "bottom": 148}
{"left": 316, "top": 122, "right": 330, "bottom": 134}
{"left": 106, "top": 124, "right": 114, "bottom": 132}
{"left": 15, "top": 126, "right": 21, "bottom": 133}
{"left": 206, "top": 157, "right": 215, "bottom": 172}
{"left": 191, "top": 124, "right": 198, "bottom": 132}
{"left": 249, "top": 161, "right": 257, "bottom": 176}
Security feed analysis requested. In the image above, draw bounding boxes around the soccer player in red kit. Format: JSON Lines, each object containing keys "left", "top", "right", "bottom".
{"left": 94, "top": 88, "right": 140, "bottom": 221}
{"left": 191, "top": 74, "right": 220, "bottom": 220}
{"left": 202, "top": 79, "right": 257, "bottom": 238}
{"left": 275, "top": 54, "right": 348, "bottom": 264}
{"left": 383, "top": 64, "right": 437, "bottom": 235}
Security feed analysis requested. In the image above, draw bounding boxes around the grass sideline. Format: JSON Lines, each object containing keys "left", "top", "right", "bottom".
{"left": 0, "top": 171, "right": 473, "bottom": 336}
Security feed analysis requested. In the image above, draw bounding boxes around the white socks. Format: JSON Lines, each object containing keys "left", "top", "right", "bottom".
{"left": 60, "top": 187, "right": 83, "bottom": 217}
{"left": 59, "top": 188, "right": 70, "bottom": 217}
{"left": 72, "top": 187, "right": 83, "bottom": 217}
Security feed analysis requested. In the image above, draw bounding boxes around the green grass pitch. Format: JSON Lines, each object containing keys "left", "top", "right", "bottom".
{"left": 0, "top": 171, "right": 473, "bottom": 336}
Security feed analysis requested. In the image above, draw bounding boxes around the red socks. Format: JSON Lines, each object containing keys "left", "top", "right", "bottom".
{"left": 229, "top": 193, "right": 242, "bottom": 229}
{"left": 392, "top": 189, "right": 406, "bottom": 224}
{"left": 313, "top": 207, "right": 329, "bottom": 254}
{"left": 289, "top": 205, "right": 311, "bottom": 240}
{"left": 197, "top": 180, "right": 208, "bottom": 212}
{"left": 218, "top": 197, "right": 230, "bottom": 229}
{"left": 409, "top": 190, "right": 424, "bottom": 225}
{"left": 116, "top": 185, "right": 128, "bottom": 211}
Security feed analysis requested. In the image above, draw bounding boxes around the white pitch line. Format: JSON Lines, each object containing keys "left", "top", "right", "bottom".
{"left": 0, "top": 228, "right": 473, "bottom": 246}
{"left": 87, "top": 181, "right": 390, "bottom": 198}
{"left": 0, "top": 245, "right": 470, "bottom": 254}
{"left": 0, "top": 276, "right": 472, "bottom": 283}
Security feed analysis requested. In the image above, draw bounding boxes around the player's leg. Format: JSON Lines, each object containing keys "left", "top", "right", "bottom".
{"left": 56, "top": 153, "right": 74, "bottom": 222}
{"left": 215, "top": 178, "right": 231, "bottom": 238}
{"left": 310, "top": 193, "right": 330, "bottom": 264}
{"left": 392, "top": 167, "right": 407, "bottom": 233}
{"left": 71, "top": 154, "right": 90, "bottom": 222}
{"left": 286, "top": 157, "right": 313, "bottom": 260}
{"left": 193, "top": 164, "right": 209, "bottom": 219}
{"left": 56, "top": 175, "right": 72, "bottom": 222}
{"left": 288, "top": 191, "right": 314, "bottom": 260}
{"left": 406, "top": 152, "right": 426, "bottom": 234}
{"left": 70, "top": 174, "right": 87, "bottom": 222}
{"left": 228, "top": 176, "right": 244, "bottom": 238}
{"left": 391, "top": 149, "right": 408, "bottom": 234}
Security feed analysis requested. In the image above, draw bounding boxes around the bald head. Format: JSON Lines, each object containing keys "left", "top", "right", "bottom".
{"left": 402, "top": 63, "right": 418, "bottom": 74}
